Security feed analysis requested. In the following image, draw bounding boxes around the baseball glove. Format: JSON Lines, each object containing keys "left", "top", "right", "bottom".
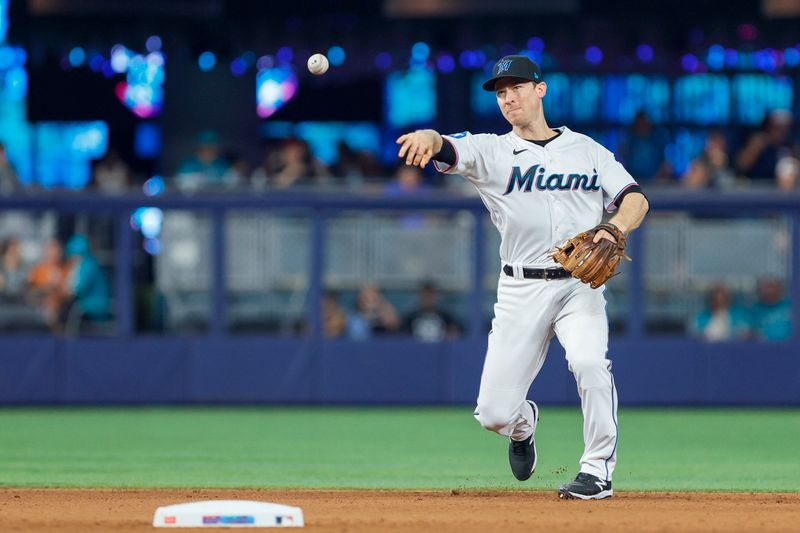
{"left": 552, "top": 223, "right": 630, "bottom": 289}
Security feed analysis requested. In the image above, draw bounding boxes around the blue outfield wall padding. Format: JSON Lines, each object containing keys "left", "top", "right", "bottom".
{"left": 189, "top": 338, "right": 316, "bottom": 403}
{"left": 0, "top": 337, "right": 798, "bottom": 405}
{"left": 0, "top": 338, "right": 59, "bottom": 403}
{"left": 702, "top": 342, "right": 800, "bottom": 404}
{"left": 60, "top": 338, "right": 190, "bottom": 403}
{"left": 320, "top": 340, "right": 445, "bottom": 404}
{"left": 609, "top": 339, "right": 709, "bottom": 405}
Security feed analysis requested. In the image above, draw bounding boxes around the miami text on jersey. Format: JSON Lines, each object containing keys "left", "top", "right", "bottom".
{"left": 503, "top": 165, "right": 600, "bottom": 195}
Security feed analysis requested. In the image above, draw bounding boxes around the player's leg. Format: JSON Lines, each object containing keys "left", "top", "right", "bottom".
{"left": 474, "top": 276, "right": 556, "bottom": 441}
{"left": 552, "top": 280, "right": 617, "bottom": 495}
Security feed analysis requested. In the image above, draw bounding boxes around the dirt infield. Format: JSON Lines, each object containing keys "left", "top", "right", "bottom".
{"left": 0, "top": 489, "right": 797, "bottom": 532}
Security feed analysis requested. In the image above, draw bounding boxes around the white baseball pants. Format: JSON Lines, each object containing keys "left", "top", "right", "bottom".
{"left": 473, "top": 270, "right": 619, "bottom": 481}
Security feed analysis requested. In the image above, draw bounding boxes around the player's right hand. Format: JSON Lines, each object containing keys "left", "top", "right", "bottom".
{"left": 396, "top": 130, "right": 441, "bottom": 168}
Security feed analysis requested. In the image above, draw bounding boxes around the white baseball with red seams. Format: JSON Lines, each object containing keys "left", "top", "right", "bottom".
{"left": 307, "top": 53, "right": 329, "bottom": 75}
{"left": 433, "top": 126, "right": 636, "bottom": 481}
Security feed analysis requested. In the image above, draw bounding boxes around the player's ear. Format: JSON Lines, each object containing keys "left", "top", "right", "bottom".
{"left": 535, "top": 81, "right": 547, "bottom": 98}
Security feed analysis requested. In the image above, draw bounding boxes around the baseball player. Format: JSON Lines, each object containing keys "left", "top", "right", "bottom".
{"left": 396, "top": 55, "right": 649, "bottom": 499}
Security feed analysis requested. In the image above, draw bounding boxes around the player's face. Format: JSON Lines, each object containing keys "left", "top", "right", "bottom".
{"left": 495, "top": 78, "right": 543, "bottom": 126}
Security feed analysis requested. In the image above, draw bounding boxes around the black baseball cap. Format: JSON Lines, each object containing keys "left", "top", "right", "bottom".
{"left": 482, "top": 55, "right": 543, "bottom": 92}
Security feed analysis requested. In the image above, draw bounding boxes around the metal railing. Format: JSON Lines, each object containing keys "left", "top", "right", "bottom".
{"left": 0, "top": 188, "right": 798, "bottom": 340}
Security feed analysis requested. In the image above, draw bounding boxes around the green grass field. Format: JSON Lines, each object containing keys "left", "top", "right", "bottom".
{"left": 0, "top": 407, "right": 797, "bottom": 491}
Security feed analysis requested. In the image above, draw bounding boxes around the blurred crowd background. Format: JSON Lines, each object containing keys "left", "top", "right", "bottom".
{"left": 0, "top": 0, "right": 798, "bottom": 341}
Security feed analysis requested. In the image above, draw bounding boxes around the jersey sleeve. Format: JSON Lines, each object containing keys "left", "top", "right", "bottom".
{"left": 595, "top": 143, "right": 638, "bottom": 213}
{"left": 432, "top": 132, "right": 494, "bottom": 185}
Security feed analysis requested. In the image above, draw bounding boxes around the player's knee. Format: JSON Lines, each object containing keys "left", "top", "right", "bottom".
{"left": 474, "top": 404, "right": 515, "bottom": 433}
{"left": 567, "top": 356, "right": 611, "bottom": 387}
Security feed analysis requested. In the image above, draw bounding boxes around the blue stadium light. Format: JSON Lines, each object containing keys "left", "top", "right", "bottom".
{"left": 143, "top": 238, "right": 163, "bottom": 256}
{"left": 4, "top": 66, "right": 26, "bottom": 100}
{"left": 88, "top": 52, "right": 104, "bottom": 72}
{"left": 140, "top": 208, "right": 164, "bottom": 239}
{"left": 68, "top": 47, "right": 86, "bottom": 67}
{"left": 145, "top": 36, "right": 162, "bottom": 53}
{"left": 681, "top": 54, "right": 699, "bottom": 72}
{"left": 518, "top": 49, "right": 541, "bottom": 64}
{"left": 111, "top": 45, "right": 130, "bottom": 73}
{"left": 13, "top": 46, "right": 25, "bottom": 65}
{"left": 230, "top": 57, "right": 247, "bottom": 76}
{"left": 375, "top": 52, "right": 392, "bottom": 70}
{"left": 706, "top": 44, "right": 725, "bottom": 70}
{"left": 256, "top": 66, "right": 298, "bottom": 118}
{"left": 724, "top": 48, "right": 739, "bottom": 68}
{"left": 256, "top": 55, "right": 274, "bottom": 70}
{"left": 0, "top": 45, "right": 13, "bottom": 68}
{"left": 0, "top": 0, "right": 8, "bottom": 44}
{"left": 458, "top": 50, "right": 486, "bottom": 69}
{"left": 411, "top": 42, "right": 430, "bottom": 62}
{"left": 276, "top": 46, "right": 293, "bottom": 64}
{"left": 436, "top": 54, "right": 455, "bottom": 73}
{"left": 198, "top": 51, "right": 216, "bottom": 71}
{"left": 147, "top": 51, "right": 164, "bottom": 67}
{"left": 636, "top": 44, "right": 654, "bottom": 63}
{"left": 784, "top": 47, "right": 800, "bottom": 67}
{"left": 527, "top": 37, "right": 545, "bottom": 53}
{"left": 143, "top": 176, "right": 165, "bottom": 196}
{"left": 101, "top": 60, "right": 114, "bottom": 78}
{"left": 585, "top": 46, "right": 603, "bottom": 66}
{"left": 327, "top": 46, "right": 345, "bottom": 66}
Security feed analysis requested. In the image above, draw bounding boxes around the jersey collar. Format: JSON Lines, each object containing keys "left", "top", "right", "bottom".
{"left": 511, "top": 126, "right": 569, "bottom": 147}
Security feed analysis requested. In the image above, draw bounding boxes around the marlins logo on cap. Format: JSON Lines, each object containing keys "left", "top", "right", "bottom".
{"left": 495, "top": 59, "right": 513, "bottom": 74}
{"left": 482, "top": 55, "right": 543, "bottom": 91}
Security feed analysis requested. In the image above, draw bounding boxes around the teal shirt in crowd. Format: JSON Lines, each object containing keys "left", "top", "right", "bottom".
{"left": 693, "top": 307, "right": 750, "bottom": 341}
{"left": 750, "top": 300, "right": 791, "bottom": 341}
{"left": 66, "top": 236, "right": 111, "bottom": 317}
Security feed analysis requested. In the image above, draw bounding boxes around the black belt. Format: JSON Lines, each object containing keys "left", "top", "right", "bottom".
{"left": 503, "top": 265, "right": 571, "bottom": 280}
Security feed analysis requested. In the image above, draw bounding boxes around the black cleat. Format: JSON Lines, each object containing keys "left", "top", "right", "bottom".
{"left": 508, "top": 400, "right": 539, "bottom": 481}
{"left": 558, "top": 472, "right": 613, "bottom": 500}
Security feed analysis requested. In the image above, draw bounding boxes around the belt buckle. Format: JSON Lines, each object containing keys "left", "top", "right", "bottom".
{"left": 544, "top": 268, "right": 559, "bottom": 281}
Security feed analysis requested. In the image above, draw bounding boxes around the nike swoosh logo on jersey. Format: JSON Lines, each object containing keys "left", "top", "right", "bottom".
{"left": 512, "top": 149, "right": 527, "bottom": 155}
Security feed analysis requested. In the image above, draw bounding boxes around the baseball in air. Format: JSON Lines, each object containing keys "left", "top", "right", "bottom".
{"left": 307, "top": 53, "right": 329, "bottom": 75}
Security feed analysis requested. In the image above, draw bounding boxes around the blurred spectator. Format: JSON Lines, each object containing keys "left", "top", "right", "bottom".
{"left": 322, "top": 290, "right": 348, "bottom": 338}
{"left": 93, "top": 148, "right": 132, "bottom": 193}
{"left": 251, "top": 139, "right": 329, "bottom": 189}
{"left": 59, "top": 235, "right": 111, "bottom": 330}
{"left": 0, "top": 237, "right": 28, "bottom": 301}
{"left": 384, "top": 165, "right": 434, "bottom": 229}
{"left": 355, "top": 150, "right": 384, "bottom": 179}
{"left": 775, "top": 156, "right": 800, "bottom": 192}
{"left": 28, "top": 239, "right": 68, "bottom": 329}
{"left": 750, "top": 278, "right": 791, "bottom": 341}
{"left": 619, "top": 111, "right": 672, "bottom": 184}
{"left": 383, "top": 165, "right": 431, "bottom": 197}
{"left": 403, "top": 281, "right": 460, "bottom": 342}
{"left": 331, "top": 141, "right": 365, "bottom": 186}
{"left": 681, "top": 131, "right": 736, "bottom": 190}
{"left": 221, "top": 151, "right": 251, "bottom": 190}
{"left": 176, "top": 130, "right": 230, "bottom": 191}
{"left": 330, "top": 142, "right": 386, "bottom": 188}
{"left": 0, "top": 142, "right": 22, "bottom": 194}
{"left": 347, "top": 284, "right": 400, "bottom": 340}
{"left": 691, "top": 283, "right": 750, "bottom": 341}
{"left": 736, "top": 110, "right": 798, "bottom": 182}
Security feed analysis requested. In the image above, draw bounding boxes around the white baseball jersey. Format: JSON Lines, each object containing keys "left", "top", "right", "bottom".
{"left": 434, "top": 126, "right": 638, "bottom": 267}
